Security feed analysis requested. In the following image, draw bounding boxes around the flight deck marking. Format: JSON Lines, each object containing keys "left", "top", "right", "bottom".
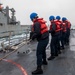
{"left": 3, "top": 59, "right": 28, "bottom": 75}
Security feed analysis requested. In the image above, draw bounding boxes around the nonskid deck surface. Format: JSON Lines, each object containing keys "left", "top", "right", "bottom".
{"left": 0, "top": 30, "right": 75, "bottom": 75}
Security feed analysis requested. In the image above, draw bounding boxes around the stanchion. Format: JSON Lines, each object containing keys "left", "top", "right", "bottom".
{"left": 1, "top": 42, "right": 6, "bottom": 53}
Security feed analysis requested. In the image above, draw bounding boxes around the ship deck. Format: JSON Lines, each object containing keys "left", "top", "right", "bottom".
{"left": 0, "top": 30, "right": 75, "bottom": 75}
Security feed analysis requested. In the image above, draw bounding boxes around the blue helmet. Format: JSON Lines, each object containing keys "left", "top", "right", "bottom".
{"left": 49, "top": 16, "right": 55, "bottom": 21}
{"left": 30, "top": 12, "right": 38, "bottom": 20}
{"left": 62, "top": 17, "right": 67, "bottom": 21}
{"left": 56, "top": 16, "right": 61, "bottom": 20}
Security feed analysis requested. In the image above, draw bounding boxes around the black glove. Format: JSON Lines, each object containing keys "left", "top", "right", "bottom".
{"left": 52, "top": 30, "right": 55, "bottom": 34}
{"left": 31, "top": 33, "right": 37, "bottom": 40}
{"left": 49, "top": 30, "right": 51, "bottom": 33}
{"left": 31, "top": 36, "right": 35, "bottom": 40}
{"left": 49, "top": 30, "right": 55, "bottom": 34}
{"left": 30, "top": 32, "right": 34, "bottom": 39}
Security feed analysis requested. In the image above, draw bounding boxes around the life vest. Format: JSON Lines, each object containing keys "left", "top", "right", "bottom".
{"left": 62, "top": 22, "right": 66, "bottom": 32}
{"left": 0, "top": 5, "right": 2, "bottom": 11}
{"left": 50, "top": 20, "right": 62, "bottom": 32}
{"left": 65, "top": 20, "right": 71, "bottom": 29}
{"left": 55, "top": 20, "right": 63, "bottom": 32}
{"left": 32, "top": 18, "right": 48, "bottom": 34}
{"left": 68, "top": 21, "right": 71, "bottom": 29}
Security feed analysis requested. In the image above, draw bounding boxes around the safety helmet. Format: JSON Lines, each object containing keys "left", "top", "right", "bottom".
{"left": 56, "top": 16, "right": 61, "bottom": 20}
{"left": 30, "top": 12, "right": 38, "bottom": 20}
{"left": 49, "top": 16, "right": 55, "bottom": 21}
{"left": 62, "top": 17, "right": 67, "bottom": 21}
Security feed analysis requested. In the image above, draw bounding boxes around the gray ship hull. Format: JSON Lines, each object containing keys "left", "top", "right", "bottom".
{"left": 0, "top": 24, "right": 30, "bottom": 38}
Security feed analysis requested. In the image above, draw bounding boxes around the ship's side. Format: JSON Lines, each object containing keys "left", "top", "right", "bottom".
{"left": 0, "top": 3, "right": 31, "bottom": 38}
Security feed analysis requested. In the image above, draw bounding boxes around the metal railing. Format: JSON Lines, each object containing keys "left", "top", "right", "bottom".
{"left": 0, "top": 30, "right": 30, "bottom": 52}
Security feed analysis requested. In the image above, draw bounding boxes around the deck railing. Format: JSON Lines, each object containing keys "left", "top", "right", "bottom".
{"left": 0, "top": 29, "right": 30, "bottom": 52}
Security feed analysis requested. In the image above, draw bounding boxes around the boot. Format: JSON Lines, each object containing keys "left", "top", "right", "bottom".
{"left": 55, "top": 53, "right": 58, "bottom": 57}
{"left": 42, "top": 60, "right": 48, "bottom": 65}
{"left": 32, "top": 66, "right": 43, "bottom": 74}
{"left": 55, "top": 52, "right": 58, "bottom": 57}
{"left": 60, "top": 46, "right": 65, "bottom": 50}
{"left": 58, "top": 50, "right": 61, "bottom": 54}
{"left": 47, "top": 56, "right": 55, "bottom": 60}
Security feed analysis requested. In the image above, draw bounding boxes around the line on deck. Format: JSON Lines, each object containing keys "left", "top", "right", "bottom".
{"left": 3, "top": 59, "right": 28, "bottom": 75}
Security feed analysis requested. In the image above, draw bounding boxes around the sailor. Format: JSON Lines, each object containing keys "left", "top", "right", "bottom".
{"left": 56, "top": 16, "right": 65, "bottom": 50}
{"left": 62, "top": 17, "right": 71, "bottom": 45}
{"left": 62, "top": 17, "right": 67, "bottom": 46}
{"left": 47, "top": 15, "right": 61, "bottom": 60}
{"left": 30, "top": 12, "right": 49, "bottom": 74}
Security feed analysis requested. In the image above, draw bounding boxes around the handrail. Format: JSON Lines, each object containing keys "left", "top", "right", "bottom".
{"left": 0, "top": 30, "right": 30, "bottom": 51}
{"left": 0, "top": 39, "right": 32, "bottom": 61}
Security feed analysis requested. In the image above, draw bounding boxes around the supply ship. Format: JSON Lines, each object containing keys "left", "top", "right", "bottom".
{"left": 0, "top": 3, "right": 31, "bottom": 38}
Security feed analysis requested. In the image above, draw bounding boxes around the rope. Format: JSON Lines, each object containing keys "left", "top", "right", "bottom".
{"left": 0, "top": 39, "right": 32, "bottom": 61}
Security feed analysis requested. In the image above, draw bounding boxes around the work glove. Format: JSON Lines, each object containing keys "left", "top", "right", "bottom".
{"left": 30, "top": 32, "right": 34, "bottom": 39}
{"left": 31, "top": 33, "right": 37, "bottom": 40}
{"left": 49, "top": 30, "right": 55, "bottom": 34}
{"left": 51, "top": 30, "right": 55, "bottom": 34}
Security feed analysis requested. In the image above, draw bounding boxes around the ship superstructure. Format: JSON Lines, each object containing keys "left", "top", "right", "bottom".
{"left": 0, "top": 3, "right": 31, "bottom": 37}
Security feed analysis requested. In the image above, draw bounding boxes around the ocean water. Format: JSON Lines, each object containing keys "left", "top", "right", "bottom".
{"left": 0, "top": 33, "right": 30, "bottom": 50}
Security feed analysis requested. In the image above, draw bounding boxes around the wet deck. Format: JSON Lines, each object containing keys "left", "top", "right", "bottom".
{"left": 0, "top": 30, "right": 75, "bottom": 75}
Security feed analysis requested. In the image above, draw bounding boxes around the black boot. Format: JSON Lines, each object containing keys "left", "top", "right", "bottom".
{"left": 32, "top": 66, "right": 43, "bottom": 74}
{"left": 55, "top": 53, "right": 58, "bottom": 57}
{"left": 58, "top": 50, "right": 61, "bottom": 54}
{"left": 42, "top": 60, "right": 48, "bottom": 65}
{"left": 60, "top": 46, "right": 65, "bottom": 50}
{"left": 47, "top": 56, "right": 55, "bottom": 60}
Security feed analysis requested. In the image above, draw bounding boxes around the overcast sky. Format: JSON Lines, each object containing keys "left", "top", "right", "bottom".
{"left": 1, "top": 0, "right": 75, "bottom": 25}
